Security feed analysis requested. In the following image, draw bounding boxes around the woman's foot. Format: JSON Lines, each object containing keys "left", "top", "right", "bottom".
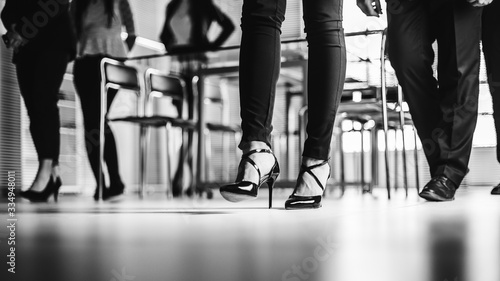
{"left": 104, "top": 183, "right": 125, "bottom": 202}
{"left": 27, "top": 159, "right": 56, "bottom": 192}
{"left": 220, "top": 141, "right": 280, "bottom": 206}
{"left": 237, "top": 142, "right": 277, "bottom": 191}
{"left": 285, "top": 157, "right": 330, "bottom": 210}
{"left": 21, "top": 160, "right": 62, "bottom": 202}
{"left": 94, "top": 182, "right": 125, "bottom": 201}
{"left": 293, "top": 157, "right": 330, "bottom": 196}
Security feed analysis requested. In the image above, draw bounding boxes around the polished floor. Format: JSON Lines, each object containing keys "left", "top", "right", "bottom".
{"left": 1, "top": 185, "right": 500, "bottom": 281}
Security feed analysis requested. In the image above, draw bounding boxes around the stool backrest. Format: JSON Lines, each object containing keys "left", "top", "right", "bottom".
{"left": 101, "top": 58, "right": 141, "bottom": 92}
{"left": 202, "top": 78, "right": 233, "bottom": 125}
{"left": 144, "top": 69, "right": 187, "bottom": 118}
{"left": 100, "top": 58, "right": 142, "bottom": 116}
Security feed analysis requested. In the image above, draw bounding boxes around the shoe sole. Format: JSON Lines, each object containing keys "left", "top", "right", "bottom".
{"left": 220, "top": 191, "right": 257, "bottom": 203}
{"left": 419, "top": 191, "right": 454, "bottom": 202}
{"left": 285, "top": 203, "right": 322, "bottom": 210}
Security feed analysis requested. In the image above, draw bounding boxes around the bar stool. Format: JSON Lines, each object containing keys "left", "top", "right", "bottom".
{"left": 192, "top": 77, "right": 241, "bottom": 186}
{"left": 98, "top": 58, "right": 142, "bottom": 200}
{"left": 110, "top": 68, "right": 196, "bottom": 198}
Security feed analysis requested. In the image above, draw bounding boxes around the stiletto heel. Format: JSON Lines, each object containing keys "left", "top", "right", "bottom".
{"left": 220, "top": 148, "right": 280, "bottom": 208}
{"left": 21, "top": 176, "right": 62, "bottom": 203}
{"left": 268, "top": 179, "right": 273, "bottom": 209}
{"left": 54, "top": 178, "right": 61, "bottom": 202}
{"left": 267, "top": 165, "right": 280, "bottom": 209}
{"left": 285, "top": 160, "right": 330, "bottom": 210}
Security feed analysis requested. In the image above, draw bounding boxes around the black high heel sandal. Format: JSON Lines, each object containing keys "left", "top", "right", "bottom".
{"left": 20, "top": 176, "right": 62, "bottom": 203}
{"left": 220, "top": 148, "right": 280, "bottom": 208}
{"left": 285, "top": 160, "right": 330, "bottom": 210}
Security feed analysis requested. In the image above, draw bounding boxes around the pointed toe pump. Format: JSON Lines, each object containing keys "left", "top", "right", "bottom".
{"left": 20, "top": 176, "right": 62, "bottom": 203}
{"left": 220, "top": 149, "right": 280, "bottom": 208}
{"left": 285, "top": 160, "right": 330, "bottom": 210}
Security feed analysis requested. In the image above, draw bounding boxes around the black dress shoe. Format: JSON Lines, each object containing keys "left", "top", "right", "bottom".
{"left": 419, "top": 176, "right": 457, "bottom": 201}
{"left": 491, "top": 183, "right": 500, "bottom": 195}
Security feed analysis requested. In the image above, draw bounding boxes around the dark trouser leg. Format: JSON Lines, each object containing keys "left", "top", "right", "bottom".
{"left": 302, "top": 0, "right": 346, "bottom": 160}
{"left": 73, "top": 56, "right": 124, "bottom": 189}
{"left": 388, "top": 1, "right": 441, "bottom": 176}
{"left": 238, "top": 0, "right": 286, "bottom": 150}
{"left": 433, "top": 1, "right": 481, "bottom": 185}
{"left": 16, "top": 50, "right": 68, "bottom": 164}
{"left": 482, "top": 1, "right": 500, "bottom": 163}
{"left": 388, "top": 0, "right": 481, "bottom": 186}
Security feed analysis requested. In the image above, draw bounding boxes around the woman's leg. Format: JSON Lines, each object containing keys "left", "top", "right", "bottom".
{"left": 294, "top": 0, "right": 346, "bottom": 196}
{"left": 302, "top": 0, "right": 346, "bottom": 160}
{"left": 234, "top": 0, "right": 287, "bottom": 186}
{"left": 16, "top": 51, "right": 68, "bottom": 191}
{"left": 239, "top": 0, "right": 286, "bottom": 150}
{"left": 73, "top": 56, "right": 124, "bottom": 191}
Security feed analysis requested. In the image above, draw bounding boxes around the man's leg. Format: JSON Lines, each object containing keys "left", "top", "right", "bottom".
{"left": 389, "top": 0, "right": 482, "bottom": 201}
{"left": 432, "top": 1, "right": 482, "bottom": 187}
{"left": 416, "top": 1, "right": 482, "bottom": 201}
{"left": 482, "top": 1, "right": 500, "bottom": 194}
{"left": 387, "top": 1, "right": 442, "bottom": 177}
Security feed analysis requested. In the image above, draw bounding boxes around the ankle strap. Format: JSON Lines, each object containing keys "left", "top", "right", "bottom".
{"left": 240, "top": 148, "right": 275, "bottom": 182}
{"left": 299, "top": 160, "right": 330, "bottom": 191}
{"left": 242, "top": 148, "right": 273, "bottom": 158}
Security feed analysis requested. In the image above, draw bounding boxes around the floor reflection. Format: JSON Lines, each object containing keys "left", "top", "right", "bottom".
{"left": 429, "top": 220, "right": 466, "bottom": 281}
{"left": 1, "top": 185, "right": 499, "bottom": 281}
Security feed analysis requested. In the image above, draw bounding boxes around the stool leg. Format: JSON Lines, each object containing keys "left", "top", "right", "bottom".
{"left": 384, "top": 129, "right": 391, "bottom": 199}
{"left": 339, "top": 130, "right": 346, "bottom": 195}
{"left": 397, "top": 86, "right": 409, "bottom": 196}
{"left": 360, "top": 128, "right": 366, "bottom": 192}
{"left": 394, "top": 129, "right": 398, "bottom": 191}
{"left": 222, "top": 132, "right": 228, "bottom": 182}
{"left": 380, "top": 30, "right": 391, "bottom": 199}
{"left": 369, "top": 128, "right": 378, "bottom": 192}
{"left": 401, "top": 126, "right": 409, "bottom": 197}
{"left": 413, "top": 127, "right": 420, "bottom": 193}
{"left": 204, "top": 129, "right": 212, "bottom": 183}
{"left": 139, "top": 125, "right": 148, "bottom": 199}
{"left": 165, "top": 123, "right": 173, "bottom": 199}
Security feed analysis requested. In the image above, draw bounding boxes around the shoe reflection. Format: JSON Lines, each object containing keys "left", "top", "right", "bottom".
{"left": 429, "top": 220, "right": 466, "bottom": 281}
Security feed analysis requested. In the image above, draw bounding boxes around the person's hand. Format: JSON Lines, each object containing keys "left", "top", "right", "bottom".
{"left": 467, "top": 0, "right": 493, "bottom": 7}
{"left": 2, "top": 35, "right": 10, "bottom": 48}
{"left": 357, "top": 0, "right": 381, "bottom": 17}
{"left": 125, "top": 34, "right": 136, "bottom": 51}
{"left": 5, "top": 25, "right": 27, "bottom": 50}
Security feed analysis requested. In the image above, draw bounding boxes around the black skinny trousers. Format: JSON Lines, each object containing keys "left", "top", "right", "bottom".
{"left": 482, "top": 1, "right": 500, "bottom": 163}
{"left": 239, "top": 0, "right": 346, "bottom": 160}
{"left": 387, "top": 0, "right": 482, "bottom": 186}
{"left": 73, "top": 56, "right": 124, "bottom": 189}
{"left": 16, "top": 50, "right": 69, "bottom": 163}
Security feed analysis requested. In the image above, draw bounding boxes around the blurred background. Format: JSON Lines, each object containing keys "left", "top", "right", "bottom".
{"left": 1, "top": 1, "right": 500, "bottom": 281}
